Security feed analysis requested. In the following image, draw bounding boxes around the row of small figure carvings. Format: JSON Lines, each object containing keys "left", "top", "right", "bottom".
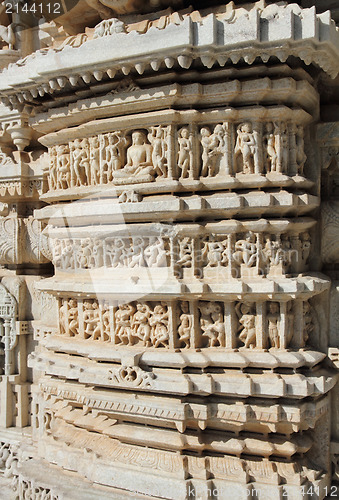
{"left": 50, "top": 231, "right": 311, "bottom": 277}
{"left": 48, "top": 121, "right": 307, "bottom": 190}
{"left": 58, "top": 297, "right": 315, "bottom": 350}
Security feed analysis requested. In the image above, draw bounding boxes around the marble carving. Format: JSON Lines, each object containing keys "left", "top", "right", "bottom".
{"left": 0, "top": 1, "right": 337, "bottom": 499}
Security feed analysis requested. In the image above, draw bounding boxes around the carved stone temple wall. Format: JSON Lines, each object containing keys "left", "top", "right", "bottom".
{"left": 0, "top": 0, "right": 338, "bottom": 499}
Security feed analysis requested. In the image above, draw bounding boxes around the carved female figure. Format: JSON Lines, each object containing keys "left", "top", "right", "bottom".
{"left": 233, "top": 232, "right": 257, "bottom": 268}
{"left": 83, "top": 301, "right": 102, "bottom": 340}
{"left": 236, "top": 303, "right": 256, "bottom": 348}
{"left": 129, "top": 236, "right": 146, "bottom": 267}
{"left": 56, "top": 145, "right": 71, "bottom": 189}
{"left": 49, "top": 147, "right": 58, "bottom": 190}
{"left": 148, "top": 127, "right": 168, "bottom": 177}
{"left": 296, "top": 125, "right": 307, "bottom": 175}
{"left": 132, "top": 303, "right": 152, "bottom": 346}
{"left": 71, "top": 139, "right": 90, "bottom": 186}
{"left": 106, "top": 238, "right": 126, "bottom": 267}
{"left": 275, "top": 122, "right": 289, "bottom": 173}
{"left": 178, "top": 127, "right": 192, "bottom": 178}
{"left": 178, "top": 301, "right": 191, "bottom": 348}
{"left": 106, "top": 132, "right": 126, "bottom": 180}
{"left": 144, "top": 237, "right": 168, "bottom": 267}
{"left": 89, "top": 136, "right": 101, "bottom": 185}
{"left": 200, "top": 125, "right": 224, "bottom": 177}
{"left": 264, "top": 122, "right": 277, "bottom": 172}
{"left": 150, "top": 304, "right": 169, "bottom": 348}
{"left": 115, "top": 304, "right": 135, "bottom": 344}
{"left": 267, "top": 302, "right": 280, "bottom": 348}
{"left": 234, "top": 122, "right": 258, "bottom": 174}
{"left": 177, "top": 237, "right": 192, "bottom": 268}
{"left": 68, "top": 299, "right": 79, "bottom": 336}
{"left": 202, "top": 238, "right": 228, "bottom": 267}
{"left": 199, "top": 301, "right": 224, "bottom": 347}
{"left": 300, "top": 232, "right": 311, "bottom": 265}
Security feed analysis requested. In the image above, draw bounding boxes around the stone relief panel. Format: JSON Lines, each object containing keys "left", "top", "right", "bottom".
{"left": 56, "top": 297, "right": 316, "bottom": 351}
{"left": 47, "top": 229, "right": 311, "bottom": 278}
{"left": 46, "top": 112, "right": 310, "bottom": 193}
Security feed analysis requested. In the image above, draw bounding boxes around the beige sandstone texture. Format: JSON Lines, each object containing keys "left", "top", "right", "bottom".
{"left": 0, "top": 0, "right": 338, "bottom": 498}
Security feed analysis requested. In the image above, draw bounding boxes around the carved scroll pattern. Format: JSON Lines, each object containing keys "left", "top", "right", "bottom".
{"left": 57, "top": 298, "right": 315, "bottom": 351}
{"left": 47, "top": 120, "right": 307, "bottom": 190}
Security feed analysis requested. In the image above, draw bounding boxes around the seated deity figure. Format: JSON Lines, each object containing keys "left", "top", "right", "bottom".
{"left": 113, "top": 130, "right": 155, "bottom": 182}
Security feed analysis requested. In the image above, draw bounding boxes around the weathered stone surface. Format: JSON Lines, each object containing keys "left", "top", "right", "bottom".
{"left": 0, "top": 1, "right": 338, "bottom": 499}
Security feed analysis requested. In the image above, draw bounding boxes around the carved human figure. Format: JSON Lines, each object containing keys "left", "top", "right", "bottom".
{"left": 77, "top": 238, "right": 94, "bottom": 269}
{"left": 303, "top": 301, "right": 314, "bottom": 346}
{"left": 113, "top": 131, "right": 154, "bottom": 180}
{"left": 83, "top": 301, "right": 102, "bottom": 340}
{"left": 68, "top": 299, "right": 79, "bottom": 336}
{"left": 263, "top": 234, "right": 291, "bottom": 273}
{"left": 106, "top": 238, "right": 126, "bottom": 268}
{"left": 234, "top": 122, "right": 259, "bottom": 174}
{"left": 202, "top": 237, "right": 228, "bottom": 267}
{"left": 49, "top": 147, "right": 58, "bottom": 190}
{"left": 89, "top": 136, "right": 101, "bottom": 185}
{"left": 70, "top": 139, "right": 90, "bottom": 186}
{"left": 104, "top": 132, "right": 126, "bottom": 182}
{"left": 144, "top": 237, "right": 168, "bottom": 267}
{"left": 61, "top": 240, "right": 75, "bottom": 270}
{"left": 132, "top": 303, "right": 152, "bottom": 346}
{"left": 115, "top": 304, "right": 136, "bottom": 344}
{"left": 148, "top": 127, "right": 168, "bottom": 177}
{"left": 129, "top": 236, "right": 146, "bottom": 267}
{"left": 177, "top": 237, "right": 192, "bottom": 268}
{"left": 267, "top": 302, "right": 280, "bottom": 348}
{"left": 199, "top": 301, "right": 224, "bottom": 347}
{"left": 233, "top": 232, "right": 257, "bottom": 268}
{"left": 92, "top": 238, "right": 104, "bottom": 268}
{"left": 264, "top": 122, "right": 277, "bottom": 172}
{"left": 177, "top": 127, "right": 192, "bottom": 178}
{"left": 56, "top": 145, "right": 71, "bottom": 189}
{"left": 59, "top": 300, "right": 68, "bottom": 334}
{"left": 102, "top": 306, "right": 111, "bottom": 341}
{"left": 150, "top": 303, "right": 169, "bottom": 348}
{"left": 296, "top": 125, "right": 307, "bottom": 175}
{"left": 275, "top": 122, "right": 289, "bottom": 173}
{"left": 200, "top": 125, "right": 224, "bottom": 177}
{"left": 236, "top": 302, "right": 256, "bottom": 348}
{"left": 300, "top": 232, "right": 311, "bottom": 265}
{"left": 52, "top": 239, "right": 63, "bottom": 268}
{"left": 178, "top": 301, "right": 191, "bottom": 348}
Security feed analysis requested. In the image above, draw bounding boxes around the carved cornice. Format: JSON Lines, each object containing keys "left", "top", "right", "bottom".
{"left": 0, "top": 2, "right": 338, "bottom": 107}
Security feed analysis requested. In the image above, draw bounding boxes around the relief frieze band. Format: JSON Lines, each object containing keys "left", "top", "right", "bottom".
{"left": 41, "top": 107, "right": 312, "bottom": 197}
{"left": 54, "top": 296, "right": 318, "bottom": 351}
